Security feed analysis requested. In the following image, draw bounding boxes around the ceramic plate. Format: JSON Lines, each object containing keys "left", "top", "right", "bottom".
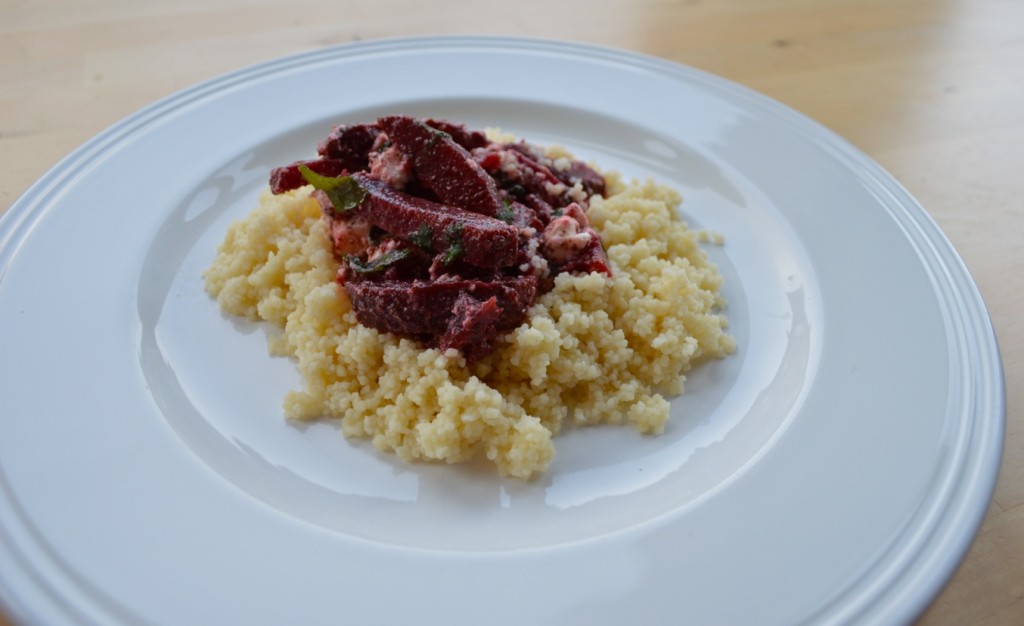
{"left": 0, "top": 37, "right": 1004, "bottom": 625}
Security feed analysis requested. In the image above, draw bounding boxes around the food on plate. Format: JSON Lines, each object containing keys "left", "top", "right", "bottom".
{"left": 204, "top": 116, "right": 734, "bottom": 479}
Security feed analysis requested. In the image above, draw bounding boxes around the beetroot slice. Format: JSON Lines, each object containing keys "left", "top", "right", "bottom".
{"left": 316, "top": 123, "right": 381, "bottom": 170}
{"left": 423, "top": 119, "right": 490, "bottom": 150}
{"left": 439, "top": 294, "right": 502, "bottom": 362}
{"left": 476, "top": 143, "right": 607, "bottom": 207}
{"left": 504, "top": 142, "right": 606, "bottom": 197}
{"left": 559, "top": 160, "right": 606, "bottom": 197}
{"left": 351, "top": 173, "right": 518, "bottom": 269}
{"left": 378, "top": 115, "right": 503, "bottom": 217}
{"left": 269, "top": 158, "right": 348, "bottom": 194}
{"left": 475, "top": 146, "right": 564, "bottom": 208}
{"left": 343, "top": 275, "right": 538, "bottom": 338}
{"left": 554, "top": 233, "right": 612, "bottom": 276}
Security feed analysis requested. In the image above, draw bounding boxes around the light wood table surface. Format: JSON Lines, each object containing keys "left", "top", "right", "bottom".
{"left": 1, "top": 1, "right": 1021, "bottom": 624}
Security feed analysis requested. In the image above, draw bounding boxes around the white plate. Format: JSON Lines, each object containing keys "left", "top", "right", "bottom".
{"left": 0, "top": 37, "right": 1004, "bottom": 625}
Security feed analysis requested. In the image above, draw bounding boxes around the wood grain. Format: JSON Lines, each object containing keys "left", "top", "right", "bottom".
{"left": 1, "top": 0, "right": 1020, "bottom": 624}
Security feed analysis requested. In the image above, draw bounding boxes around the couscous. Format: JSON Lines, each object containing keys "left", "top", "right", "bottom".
{"left": 204, "top": 118, "right": 734, "bottom": 479}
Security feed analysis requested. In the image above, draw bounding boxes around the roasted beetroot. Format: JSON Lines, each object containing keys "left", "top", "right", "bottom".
{"left": 378, "top": 116, "right": 503, "bottom": 217}
{"left": 439, "top": 295, "right": 502, "bottom": 362}
{"left": 269, "top": 115, "right": 611, "bottom": 360}
{"left": 316, "top": 123, "right": 381, "bottom": 169}
{"left": 475, "top": 141, "right": 607, "bottom": 209}
{"left": 343, "top": 275, "right": 537, "bottom": 337}
{"left": 551, "top": 235, "right": 612, "bottom": 276}
{"left": 350, "top": 173, "right": 519, "bottom": 269}
{"left": 424, "top": 118, "right": 490, "bottom": 151}
{"left": 560, "top": 160, "right": 606, "bottom": 197}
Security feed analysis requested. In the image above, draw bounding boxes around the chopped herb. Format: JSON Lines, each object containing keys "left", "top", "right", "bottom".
{"left": 375, "top": 139, "right": 392, "bottom": 153}
{"left": 409, "top": 224, "right": 434, "bottom": 251}
{"left": 422, "top": 129, "right": 451, "bottom": 155}
{"left": 444, "top": 222, "right": 464, "bottom": 242}
{"left": 496, "top": 199, "right": 515, "bottom": 224}
{"left": 298, "top": 165, "right": 366, "bottom": 214}
{"left": 441, "top": 223, "right": 464, "bottom": 265}
{"left": 427, "top": 126, "right": 453, "bottom": 141}
{"left": 345, "top": 248, "right": 411, "bottom": 274}
{"left": 441, "top": 242, "right": 464, "bottom": 265}
{"left": 551, "top": 206, "right": 564, "bottom": 217}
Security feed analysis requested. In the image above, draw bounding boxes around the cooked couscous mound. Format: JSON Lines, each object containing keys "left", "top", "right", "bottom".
{"left": 205, "top": 165, "right": 734, "bottom": 479}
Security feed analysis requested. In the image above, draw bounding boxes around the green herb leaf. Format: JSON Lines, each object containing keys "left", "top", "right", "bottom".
{"left": 441, "top": 222, "right": 464, "bottom": 265}
{"left": 409, "top": 224, "right": 434, "bottom": 251}
{"left": 298, "top": 165, "right": 366, "bottom": 214}
{"left": 444, "top": 222, "right": 464, "bottom": 243}
{"left": 497, "top": 199, "right": 515, "bottom": 224}
{"left": 441, "top": 242, "right": 464, "bottom": 265}
{"left": 297, "top": 164, "right": 348, "bottom": 191}
{"left": 427, "top": 126, "right": 453, "bottom": 141}
{"left": 345, "top": 248, "right": 411, "bottom": 274}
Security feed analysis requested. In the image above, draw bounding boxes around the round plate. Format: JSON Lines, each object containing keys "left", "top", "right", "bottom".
{"left": 0, "top": 36, "right": 1004, "bottom": 625}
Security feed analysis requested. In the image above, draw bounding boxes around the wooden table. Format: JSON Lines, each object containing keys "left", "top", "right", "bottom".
{"left": 1, "top": 1, "right": 1020, "bottom": 623}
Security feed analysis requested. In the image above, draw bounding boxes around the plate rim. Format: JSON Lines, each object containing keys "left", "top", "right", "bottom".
{"left": 0, "top": 35, "right": 1006, "bottom": 626}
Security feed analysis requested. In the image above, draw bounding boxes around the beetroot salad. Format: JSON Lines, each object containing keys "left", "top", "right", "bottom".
{"left": 269, "top": 116, "right": 612, "bottom": 361}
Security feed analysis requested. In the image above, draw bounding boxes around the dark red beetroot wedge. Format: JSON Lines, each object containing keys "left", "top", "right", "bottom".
{"left": 269, "top": 158, "right": 348, "bottom": 194}
{"left": 350, "top": 173, "right": 518, "bottom": 269}
{"left": 423, "top": 119, "right": 490, "bottom": 150}
{"left": 475, "top": 145, "right": 564, "bottom": 208}
{"left": 554, "top": 233, "right": 612, "bottom": 277}
{"left": 505, "top": 142, "right": 607, "bottom": 198}
{"left": 476, "top": 143, "right": 607, "bottom": 208}
{"left": 559, "top": 160, "right": 606, "bottom": 197}
{"left": 316, "top": 123, "right": 381, "bottom": 170}
{"left": 438, "top": 294, "right": 502, "bottom": 362}
{"left": 343, "top": 275, "right": 538, "bottom": 337}
{"left": 506, "top": 199, "right": 544, "bottom": 231}
{"left": 378, "top": 115, "right": 503, "bottom": 217}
